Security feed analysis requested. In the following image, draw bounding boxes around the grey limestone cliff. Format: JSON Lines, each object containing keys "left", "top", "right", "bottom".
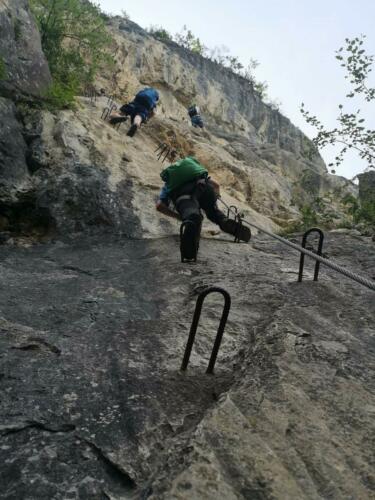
{"left": 0, "top": 9, "right": 374, "bottom": 500}
{"left": 0, "top": 13, "right": 357, "bottom": 239}
{"left": 0, "top": 0, "right": 51, "bottom": 99}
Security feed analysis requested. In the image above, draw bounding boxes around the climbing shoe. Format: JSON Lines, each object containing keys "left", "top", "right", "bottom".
{"left": 127, "top": 124, "right": 138, "bottom": 137}
{"left": 180, "top": 220, "right": 200, "bottom": 262}
{"left": 109, "top": 115, "right": 128, "bottom": 125}
{"left": 220, "top": 218, "right": 251, "bottom": 242}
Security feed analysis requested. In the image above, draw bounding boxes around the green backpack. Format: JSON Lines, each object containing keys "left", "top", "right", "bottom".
{"left": 160, "top": 157, "right": 208, "bottom": 193}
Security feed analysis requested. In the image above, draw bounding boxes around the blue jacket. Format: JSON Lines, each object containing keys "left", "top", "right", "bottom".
{"left": 191, "top": 115, "right": 204, "bottom": 128}
{"left": 135, "top": 88, "right": 159, "bottom": 110}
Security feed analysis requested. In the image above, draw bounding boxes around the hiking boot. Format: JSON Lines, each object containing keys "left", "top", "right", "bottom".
{"left": 127, "top": 124, "right": 138, "bottom": 137}
{"left": 220, "top": 218, "right": 251, "bottom": 242}
{"left": 180, "top": 220, "right": 200, "bottom": 262}
{"left": 109, "top": 115, "right": 128, "bottom": 125}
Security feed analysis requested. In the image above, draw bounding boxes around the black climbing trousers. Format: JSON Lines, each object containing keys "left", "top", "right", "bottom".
{"left": 171, "top": 179, "right": 226, "bottom": 227}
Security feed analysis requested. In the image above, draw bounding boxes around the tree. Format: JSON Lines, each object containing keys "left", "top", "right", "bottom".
{"left": 30, "top": 0, "right": 113, "bottom": 107}
{"left": 148, "top": 25, "right": 172, "bottom": 42}
{"left": 174, "top": 26, "right": 207, "bottom": 56}
{"left": 207, "top": 45, "right": 230, "bottom": 66}
{"left": 301, "top": 35, "right": 375, "bottom": 172}
{"left": 224, "top": 55, "right": 244, "bottom": 73}
{"left": 242, "top": 58, "right": 260, "bottom": 82}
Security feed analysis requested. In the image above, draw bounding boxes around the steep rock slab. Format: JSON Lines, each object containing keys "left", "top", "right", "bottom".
{"left": 24, "top": 99, "right": 280, "bottom": 238}
{"left": 0, "top": 0, "right": 51, "bottom": 237}
{"left": 0, "top": 10, "right": 357, "bottom": 239}
{"left": 0, "top": 102, "right": 53, "bottom": 238}
{"left": 96, "top": 19, "right": 356, "bottom": 225}
{"left": 0, "top": 232, "right": 373, "bottom": 498}
{"left": 35, "top": 163, "right": 139, "bottom": 236}
{"left": 0, "top": 98, "right": 29, "bottom": 199}
{"left": 109, "top": 20, "right": 324, "bottom": 167}
{"left": 0, "top": 0, "right": 51, "bottom": 99}
{"left": 0, "top": 236, "right": 234, "bottom": 498}
{"left": 149, "top": 232, "right": 375, "bottom": 499}
{"left": 17, "top": 93, "right": 355, "bottom": 238}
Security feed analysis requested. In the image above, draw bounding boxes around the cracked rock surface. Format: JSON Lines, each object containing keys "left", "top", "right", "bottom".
{"left": 0, "top": 230, "right": 374, "bottom": 499}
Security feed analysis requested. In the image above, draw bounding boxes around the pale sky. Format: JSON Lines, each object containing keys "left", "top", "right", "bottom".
{"left": 98, "top": 0, "right": 375, "bottom": 179}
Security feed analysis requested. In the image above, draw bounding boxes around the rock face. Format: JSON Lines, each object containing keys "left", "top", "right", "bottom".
{"left": 0, "top": 15, "right": 356, "bottom": 239}
{"left": 0, "top": 97, "right": 29, "bottom": 203}
{"left": 0, "top": 12, "right": 374, "bottom": 500}
{"left": 114, "top": 22, "right": 321, "bottom": 161}
{"left": 0, "top": 0, "right": 51, "bottom": 98}
{"left": 358, "top": 170, "right": 375, "bottom": 206}
{"left": 0, "top": 0, "right": 52, "bottom": 238}
{"left": 94, "top": 18, "right": 357, "bottom": 233}
{"left": 0, "top": 231, "right": 374, "bottom": 498}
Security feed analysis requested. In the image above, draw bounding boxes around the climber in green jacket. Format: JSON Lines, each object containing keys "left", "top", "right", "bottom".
{"left": 156, "top": 156, "right": 251, "bottom": 260}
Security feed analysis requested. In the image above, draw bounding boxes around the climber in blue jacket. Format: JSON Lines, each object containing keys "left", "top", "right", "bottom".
{"left": 109, "top": 87, "right": 160, "bottom": 137}
{"left": 188, "top": 105, "right": 204, "bottom": 128}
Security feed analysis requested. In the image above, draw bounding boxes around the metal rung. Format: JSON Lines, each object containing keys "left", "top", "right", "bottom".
{"left": 217, "top": 197, "right": 374, "bottom": 291}
{"left": 84, "top": 85, "right": 97, "bottom": 104}
{"left": 155, "top": 143, "right": 177, "bottom": 163}
{"left": 298, "top": 227, "right": 324, "bottom": 282}
{"left": 181, "top": 287, "right": 231, "bottom": 374}
{"left": 227, "top": 205, "right": 238, "bottom": 218}
{"left": 101, "top": 103, "right": 117, "bottom": 121}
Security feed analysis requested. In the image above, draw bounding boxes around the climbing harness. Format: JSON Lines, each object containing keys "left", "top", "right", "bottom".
{"left": 181, "top": 287, "right": 231, "bottom": 374}
{"left": 218, "top": 198, "right": 375, "bottom": 292}
{"left": 226, "top": 207, "right": 244, "bottom": 243}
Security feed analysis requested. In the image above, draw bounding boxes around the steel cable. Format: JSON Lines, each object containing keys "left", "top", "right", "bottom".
{"left": 218, "top": 198, "right": 375, "bottom": 292}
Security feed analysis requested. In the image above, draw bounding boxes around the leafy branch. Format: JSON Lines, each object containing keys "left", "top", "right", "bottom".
{"left": 336, "top": 35, "right": 375, "bottom": 102}
{"left": 301, "top": 35, "right": 375, "bottom": 172}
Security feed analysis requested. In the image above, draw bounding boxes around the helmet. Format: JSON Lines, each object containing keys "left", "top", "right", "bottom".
{"left": 188, "top": 105, "right": 199, "bottom": 117}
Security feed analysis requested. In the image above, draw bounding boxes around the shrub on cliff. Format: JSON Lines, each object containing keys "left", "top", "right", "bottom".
{"left": 30, "top": 0, "right": 113, "bottom": 108}
{"left": 148, "top": 25, "right": 172, "bottom": 42}
{"left": 147, "top": 24, "right": 273, "bottom": 103}
{"left": 342, "top": 193, "right": 375, "bottom": 228}
{"left": 174, "top": 25, "right": 206, "bottom": 55}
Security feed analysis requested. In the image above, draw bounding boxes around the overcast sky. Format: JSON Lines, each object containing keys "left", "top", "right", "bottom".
{"left": 97, "top": 0, "right": 375, "bottom": 179}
